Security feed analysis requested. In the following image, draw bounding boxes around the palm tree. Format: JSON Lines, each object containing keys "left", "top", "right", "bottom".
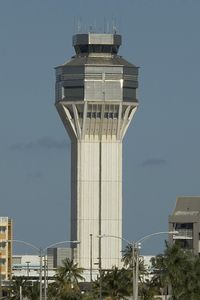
{"left": 122, "top": 244, "right": 147, "bottom": 275}
{"left": 94, "top": 267, "right": 131, "bottom": 299}
{"left": 151, "top": 242, "right": 194, "bottom": 300}
{"left": 57, "top": 258, "right": 84, "bottom": 285}
{"left": 122, "top": 244, "right": 133, "bottom": 267}
{"left": 48, "top": 258, "right": 84, "bottom": 300}
{"left": 9, "top": 276, "right": 29, "bottom": 300}
{"left": 26, "top": 281, "right": 40, "bottom": 300}
{"left": 150, "top": 254, "right": 170, "bottom": 299}
{"left": 122, "top": 243, "right": 148, "bottom": 293}
{"left": 183, "top": 255, "right": 200, "bottom": 300}
{"left": 47, "top": 282, "right": 60, "bottom": 300}
{"left": 139, "top": 279, "right": 156, "bottom": 300}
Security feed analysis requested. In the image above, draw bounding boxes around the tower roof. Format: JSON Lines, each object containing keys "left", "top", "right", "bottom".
{"left": 72, "top": 33, "right": 121, "bottom": 55}
{"left": 60, "top": 55, "right": 137, "bottom": 68}
{"left": 172, "top": 196, "right": 200, "bottom": 215}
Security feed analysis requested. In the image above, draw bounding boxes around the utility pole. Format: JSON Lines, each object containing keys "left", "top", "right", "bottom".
{"left": 90, "top": 234, "right": 93, "bottom": 282}
{"left": 98, "top": 235, "right": 102, "bottom": 300}
{"left": 39, "top": 248, "right": 43, "bottom": 300}
{"left": 19, "top": 286, "right": 22, "bottom": 300}
{"left": 135, "top": 246, "right": 139, "bottom": 300}
{"left": 44, "top": 259, "right": 47, "bottom": 300}
{"left": 132, "top": 243, "right": 135, "bottom": 300}
{"left": 26, "top": 261, "right": 30, "bottom": 278}
{"left": 0, "top": 251, "right": 2, "bottom": 299}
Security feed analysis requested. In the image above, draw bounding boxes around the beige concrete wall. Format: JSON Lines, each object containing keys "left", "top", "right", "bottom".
{"left": 75, "top": 138, "right": 122, "bottom": 270}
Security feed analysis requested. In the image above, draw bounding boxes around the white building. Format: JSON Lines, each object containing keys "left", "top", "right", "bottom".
{"left": 55, "top": 32, "right": 139, "bottom": 271}
{"left": 12, "top": 255, "right": 55, "bottom": 279}
{"left": 13, "top": 255, "right": 41, "bottom": 278}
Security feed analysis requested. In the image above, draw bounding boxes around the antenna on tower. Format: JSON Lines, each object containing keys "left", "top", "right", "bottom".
{"left": 112, "top": 16, "right": 118, "bottom": 34}
{"left": 77, "top": 17, "right": 81, "bottom": 33}
{"left": 94, "top": 20, "right": 97, "bottom": 33}
{"left": 104, "top": 17, "right": 106, "bottom": 33}
{"left": 107, "top": 21, "right": 110, "bottom": 34}
{"left": 89, "top": 25, "right": 93, "bottom": 33}
{"left": 73, "top": 16, "right": 76, "bottom": 34}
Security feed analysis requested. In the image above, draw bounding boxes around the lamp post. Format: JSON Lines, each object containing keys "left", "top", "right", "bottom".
{"left": 43, "top": 259, "right": 47, "bottom": 300}
{"left": 4, "top": 239, "right": 79, "bottom": 300}
{"left": 25, "top": 261, "right": 30, "bottom": 278}
{"left": 99, "top": 231, "right": 178, "bottom": 300}
{"left": 98, "top": 234, "right": 135, "bottom": 299}
{"left": 89, "top": 234, "right": 93, "bottom": 282}
{"left": 133, "top": 231, "right": 178, "bottom": 300}
{"left": 42, "top": 240, "right": 80, "bottom": 300}
{"left": 3, "top": 240, "right": 41, "bottom": 300}
{"left": 0, "top": 251, "right": 2, "bottom": 299}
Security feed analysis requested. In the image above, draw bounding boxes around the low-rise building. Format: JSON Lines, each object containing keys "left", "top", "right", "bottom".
{"left": 12, "top": 247, "right": 73, "bottom": 280}
{"left": 12, "top": 254, "right": 55, "bottom": 279}
{"left": 13, "top": 254, "right": 41, "bottom": 278}
{"left": 47, "top": 247, "right": 72, "bottom": 269}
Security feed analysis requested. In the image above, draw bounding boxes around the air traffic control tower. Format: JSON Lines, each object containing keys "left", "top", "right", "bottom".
{"left": 55, "top": 32, "right": 139, "bottom": 270}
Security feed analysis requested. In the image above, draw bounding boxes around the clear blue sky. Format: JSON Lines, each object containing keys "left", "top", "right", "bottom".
{"left": 1, "top": 0, "right": 200, "bottom": 255}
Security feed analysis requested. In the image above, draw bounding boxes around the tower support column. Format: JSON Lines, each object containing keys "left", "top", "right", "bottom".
{"left": 71, "top": 137, "right": 122, "bottom": 270}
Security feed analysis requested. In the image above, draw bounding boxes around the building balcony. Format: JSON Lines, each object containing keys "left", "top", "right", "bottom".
{"left": 173, "top": 229, "right": 193, "bottom": 240}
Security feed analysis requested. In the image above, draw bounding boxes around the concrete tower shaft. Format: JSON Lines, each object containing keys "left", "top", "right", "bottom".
{"left": 55, "top": 33, "right": 139, "bottom": 270}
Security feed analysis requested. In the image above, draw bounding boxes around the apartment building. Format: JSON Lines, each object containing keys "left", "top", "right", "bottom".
{"left": 169, "top": 196, "right": 200, "bottom": 254}
{"left": 0, "top": 217, "right": 13, "bottom": 280}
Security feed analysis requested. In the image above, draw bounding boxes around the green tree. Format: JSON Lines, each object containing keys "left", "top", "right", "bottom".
{"left": 57, "top": 258, "right": 84, "bottom": 285}
{"left": 139, "top": 279, "right": 156, "bottom": 300}
{"left": 93, "top": 267, "right": 131, "bottom": 300}
{"left": 47, "top": 282, "right": 59, "bottom": 300}
{"left": 183, "top": 254, "right": 200, "bottom": 300}
{"left": 9, "top": 276, "right": 29, "bottom": 300}
{"left": 122, "top": 244, "right": 147, "bottom": 276}
{"left": 122, "top": 244, "right": 133, "bottom": 267}
{"left": 26, "top": 281, "right": 40, "bottom": 300}
{"left": 151, "top": 254, "right": 170, "bottom": 299}
{"left": 151, "top": 242, "right": 197, "bottom": 300}
{"left": 48, "top": 258, "right": 84, "bottom": 300}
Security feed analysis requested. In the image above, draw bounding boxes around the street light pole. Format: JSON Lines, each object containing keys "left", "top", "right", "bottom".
{"left": 44, "top": 259, "right": 47, "bottom": 300}
{"left": 98, "top": 235, "right": 134, "bottom": 299}
{"left": 25, "top": 261, "right": 30, "bottom": 278}
{"left": 89, "top": 234, "right": 93, "bottom": 282}
{"left": 42, "top": 240, "right": 79, "bottom": 300}
{"left": 39, "top": 248, "right": 43, "bottom": 300}
{"left": 134, "top": 244, "right": 139, "bottom": 300}
{"left": 3, "top": 240, "right": 42, "bottom": 300}
{"left": 99, "top": 231, "right": 178, "bottom": 300}
{"left": 133, "top": 231, "right": 178, "bottom": 300}
{"left": 0, "top": 251, "right": 2, "bottom": 299}
{"left": 4, "top": 239, "right": 80, "bottom": 300}
{"left": 98, "top": 235, "right": 102, "bottom": 300}
{"left": 132, "top": 243, "right": 135, "bottom": 300}
{"left": 19, "top": 285, "right": 22, "bottom": 300}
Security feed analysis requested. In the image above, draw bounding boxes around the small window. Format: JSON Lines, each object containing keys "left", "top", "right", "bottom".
{"left": 175, "top": 223, "right": 193, "bottom": 230}
{"left": 0, "top": 242, "right": 6, "bottom": 249}
{"left": 0, "top": 226, "right": 6, "bottom": 232}
{"left": 0, "top": 258, "right": 6, "bottom": 265}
